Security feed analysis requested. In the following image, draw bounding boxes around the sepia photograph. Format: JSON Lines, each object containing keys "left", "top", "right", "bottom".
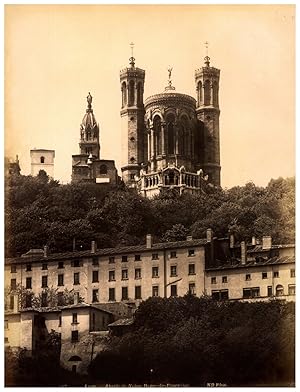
{"left": 4, "top": 3, "right": 295, "bottom": 387}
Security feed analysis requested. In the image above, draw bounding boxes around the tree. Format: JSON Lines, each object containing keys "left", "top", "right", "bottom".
{"left": 90, "top": 296, "right": 295, "bottom": 386}
{"left": 161, "top": 224, "right": 188, "bottom": 242}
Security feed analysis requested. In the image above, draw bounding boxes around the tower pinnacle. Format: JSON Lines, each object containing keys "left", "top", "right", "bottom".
{"left": 204, "top": 41, "right": 210, "bottom": 67}
{"left": 129, "top": 42, "right": 135, "bottom": 67}
{"left": 87, "top": 92, "right": 93, "bottom": 112}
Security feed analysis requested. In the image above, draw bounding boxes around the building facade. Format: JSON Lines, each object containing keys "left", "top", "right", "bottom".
{"left": 5, "top": 233, "right": 295, "bottom": 374}
{"left": 72, "top": 93, "right": 118, "bottom": 185}
{"left": 30, "top": 148, "right": 55, "bottom": 178}
{"left": 120, "top": 54, "right": 221, "bottom": 197}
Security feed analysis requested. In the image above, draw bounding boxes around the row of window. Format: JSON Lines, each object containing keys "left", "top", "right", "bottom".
{"left": 10, "top": 250, "right": 197, "bottom": 273}
{"left": 101, "top": 282, "right": 196, "bottom": 302}
{"left": 210, "top": 269, "right": 295, "bottom": 284}
{"left": 11, "top": 264, "right": 293, "bottom": 291}
{"left": 211, "top": 284, "right": 296, "bottom": 300}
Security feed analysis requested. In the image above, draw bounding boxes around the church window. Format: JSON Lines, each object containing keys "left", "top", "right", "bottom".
{"left": 167, "top": 114, "right": 175, "bottom": 154}
{"left": 204, "top": 80, "right": 211, "bottom": 105}
{"left": 40, "top": 156, "right": 45, "bottom": 163}
{"left": 137, "top": 82, "right": 143, "bottom": 105}
{"left": 100, "top": 164, "right": 107, "bottom": 174}
{"left": 128, "top": 80, "right": 135, "bottom": 106}
{"left": 153, "top": 116, "right": 162, "bottom": 155}
{"left": 130, "top": 157, "right": 135, "bottom": 163}
{"left": 213, "top": 81, "right": 218, "bottom": 106}
{"left": 130, "top": 136, "right": 135, "bottom": 142}
{"left": 178, "top": 125, "right": 185, "bottom": 156}
{"left": 121, "top": 82, "right": 127, "bottom": 107}
{"left": 197, "top": 81, "right": 203, "bottom": 104}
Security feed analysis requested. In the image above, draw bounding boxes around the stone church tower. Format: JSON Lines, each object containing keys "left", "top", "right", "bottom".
{"left": 72, "top": 94, "right": 118, "bottom": 185}
{"left": 119, "top": 50, "right": 221, "bottom": 197}
{"left": 120, "top": 52, "right": 146, "bottom": 186}
{"left": 195, "top": 54, "right": 221, "bottom": 186}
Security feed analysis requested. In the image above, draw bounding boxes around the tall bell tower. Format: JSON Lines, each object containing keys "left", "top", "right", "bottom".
{"left": 195, "top": 44, "right": 221, "bottom": 186}
{"left": 120, "top": 43, "right": 146, "bottom": 186}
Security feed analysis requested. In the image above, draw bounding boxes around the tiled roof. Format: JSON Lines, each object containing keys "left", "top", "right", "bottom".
{"left": 61, "top": 303, "right": 114, "bottom": 314}
{"left": 108, "top": 318, "right": 134, "bottom": 327}
{"left": 205, "top": 255, "right": 295, "bottom": 272}
{"left": 5, "top": 238, "right": 207, "bottom": 265}
{"left": 247, "top": 244, "right": 295, "bottom": 253}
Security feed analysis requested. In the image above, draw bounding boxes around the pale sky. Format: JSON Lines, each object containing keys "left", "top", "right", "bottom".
{"left": 5, "top": 4, "right": 295, "bottom": 188}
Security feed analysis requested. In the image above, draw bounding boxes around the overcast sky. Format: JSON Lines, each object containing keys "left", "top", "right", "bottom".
{"left": 5, "top": 4, "right": 295, "bottom": 188}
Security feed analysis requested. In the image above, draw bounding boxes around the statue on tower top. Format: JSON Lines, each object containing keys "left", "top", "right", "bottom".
{"left": 165, "top": 66, "right": 175, "bottom": 91}
{"left": 168, "top": 66, "right": 173, "bottom": 84}
{"left": 129, "top": 42, "right": 135, "bottom": 67}
{"left": 87, "top": 92, "right": 93, "bottom": 107}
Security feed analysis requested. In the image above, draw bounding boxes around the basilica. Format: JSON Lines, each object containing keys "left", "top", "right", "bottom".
{"left": 72, "top": 52, "right": 221, "bottom": 197}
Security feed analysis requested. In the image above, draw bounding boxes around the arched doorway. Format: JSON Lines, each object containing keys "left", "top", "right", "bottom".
{"left": 69, "top": 356, "right": 82, "bottom": 374}
{"left": 276, "top": 285, "right": 284, "bottom": 297}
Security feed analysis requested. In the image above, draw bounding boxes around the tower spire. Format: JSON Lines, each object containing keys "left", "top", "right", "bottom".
{"left": 204, "top": 41, "right": 210, "bottom": 67}
{"left": 129, "top": 42, "right": 135, "bottom": 67}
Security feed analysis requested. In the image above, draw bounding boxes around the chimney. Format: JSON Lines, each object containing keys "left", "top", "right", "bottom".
{"left": 43, "top": 245, "right": 48, "bottom": 258}
{"left": 229, "top": 234, "right": 235, "bottom": 248}
{"left": 252, "top": 236, "right": 256, "bottom": 246}
{"left": 262, "top": 236, "right": 272, "bottom": 250}
{"left": 186, "top": 235, "right": 193, "bottom": 241}
{"left": 146, "top": 234, "right": 152, "bottom": 249}
{"left": 206, "top": 228, "right": 213, "bottom": 243}
{"left": 241, "top": 241, "right": 247, "bottom": 265}
{"left": 91, "top": 240, "right": 96, "bottom": 254}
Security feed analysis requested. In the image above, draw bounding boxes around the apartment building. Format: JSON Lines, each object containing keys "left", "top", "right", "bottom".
{"left": 4, "top": 231, "right": 295, "bottom": 374}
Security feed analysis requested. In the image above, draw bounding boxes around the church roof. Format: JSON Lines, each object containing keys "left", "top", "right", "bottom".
{"left": 145, "top": 91, "right": 196, "bottom": 109}
{"left": 81, "top": 92, "right": 98, "bottom": 130}
{"left": 81, "top": 111, "right": 98, "bottom": 130}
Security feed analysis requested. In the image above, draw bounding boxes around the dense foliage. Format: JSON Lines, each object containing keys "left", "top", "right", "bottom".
{"left": 5, "top": 171, "right": 295, "bottom": 256}
{"left": 5, "top": 343, "right": 86, "bottom": 387}
{"left": 89, "top": 296, "right": 295, "bottom": 386}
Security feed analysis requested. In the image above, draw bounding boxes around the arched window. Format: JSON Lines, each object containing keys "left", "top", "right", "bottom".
{"left": 128, "top": 80, "right": 135, "bottom": 106}
{"left": 167, "top": 114, "right": 175, "bottom": 155}
{"left": 204, "top": 80, "right": 211, "bottom": 105}
{"left": 213, "top": 81, "right": 218, "bottom": 106}
{"left": 178, "top": 126, "right": 185, "bottom": 156}
{"left": 121, "top": 82, "right": 127, "bottom": 107}
{"left": 137, "top": 82, "right": 143, "bottom": 106}
{"left": 197, "top": 81, "right": 203, "bottom": 105}
{"left": 99, "top": 164, "right": 107, "bottom": 175}
{"left": 276, "top": 285, "right": 284, "bottom": 297}
{"left": 69, "top": 356, "right": 82, "bottom": 362}
{"left": 179, "top": 116, "right": 189, "bottom": 156}
{"left": 153, "top": 115, "right": 162, "bottom": 156}
{"left": 40, "top": 156, "right": 45, "bottom": 164}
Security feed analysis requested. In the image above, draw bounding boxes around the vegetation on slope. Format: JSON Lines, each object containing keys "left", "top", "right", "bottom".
{"left": 5, "top": 170, "right": 295, "bottom": 256}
